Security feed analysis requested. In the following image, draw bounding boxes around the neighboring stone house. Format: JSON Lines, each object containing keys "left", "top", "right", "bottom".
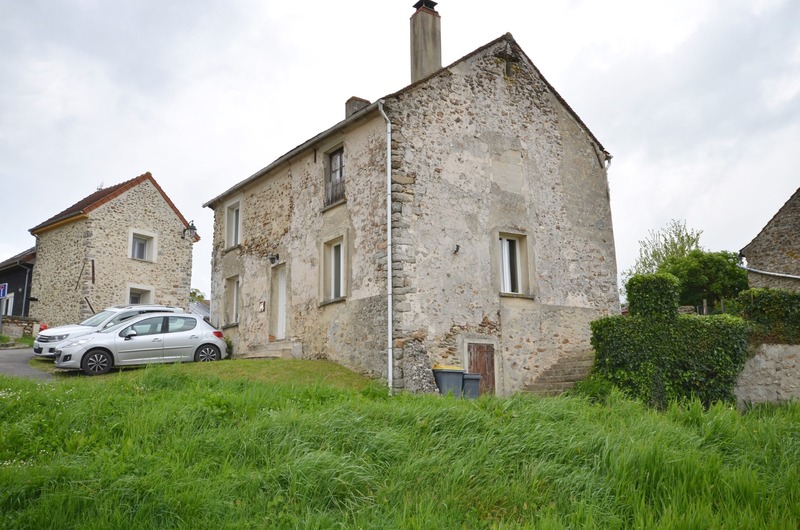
{"left": 740, "top": 186, "right": 800, "bottom": 291}
{"left": 0, "top": 247, "right": 35, "bottom": 317}
{"left": 204, "top": 2, "right": 619, "bottom": 394}
{"left": 29, "top": 172, "right": 196, "bottom": 327}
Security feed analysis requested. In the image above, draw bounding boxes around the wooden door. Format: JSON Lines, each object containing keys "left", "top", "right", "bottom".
{"left": 468, "top": 343, "right": 495, "bottom": 395}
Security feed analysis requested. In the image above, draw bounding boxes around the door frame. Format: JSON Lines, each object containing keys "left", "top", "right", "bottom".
{"left": 459, "top": 335, "right": 500, "bottom": 395}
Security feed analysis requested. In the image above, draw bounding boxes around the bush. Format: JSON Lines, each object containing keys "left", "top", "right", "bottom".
{"left": 626, "top": 273, "right": 680, "bottom": 318}
{"left": 738, "top": 288, "right": 800, "bottom": 344}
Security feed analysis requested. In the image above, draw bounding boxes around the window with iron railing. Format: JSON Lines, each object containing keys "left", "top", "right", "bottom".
{"left": 325, "top": 148, "right": 345, "bottom": 206}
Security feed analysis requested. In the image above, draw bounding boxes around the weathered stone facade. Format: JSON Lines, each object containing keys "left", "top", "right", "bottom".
{"left": 205, "top": 34, "right": 619, "bottom": 394}
{"left": 740, "top": 187, "right": 800, "bottom": 291}
{"left": 735, "top": 344, "right": 800, "bottom": 407}
{"left": 29, "top": 174, "right": 194, "bottom": 327}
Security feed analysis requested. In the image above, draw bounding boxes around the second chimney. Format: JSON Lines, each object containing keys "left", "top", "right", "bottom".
{"left": 410, "top": 0, "right": 442, "bottom": 84}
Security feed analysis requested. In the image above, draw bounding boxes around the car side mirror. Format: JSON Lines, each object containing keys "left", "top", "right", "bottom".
{"left": 124, "top": 329, "right": 138, "bottom": 340}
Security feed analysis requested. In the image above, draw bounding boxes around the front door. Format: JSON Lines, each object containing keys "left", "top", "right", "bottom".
{"left": 468, "top": 342, "right": 496, "bottom": 395}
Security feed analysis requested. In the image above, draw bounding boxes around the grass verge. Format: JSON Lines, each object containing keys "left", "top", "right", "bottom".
{"left": 1, "top": 362, "right": 799, "bottom": 528}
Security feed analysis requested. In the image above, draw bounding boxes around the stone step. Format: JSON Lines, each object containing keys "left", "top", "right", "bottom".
{"left": 236, "top": 341, "right": 302, "bottom": 360}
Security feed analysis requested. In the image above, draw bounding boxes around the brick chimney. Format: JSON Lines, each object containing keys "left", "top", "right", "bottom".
{"left": 410, "top": 0, "right": 442, "bottom": 83}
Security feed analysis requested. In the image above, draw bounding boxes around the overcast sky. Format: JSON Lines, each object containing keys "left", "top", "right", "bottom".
{"left": 2, "top": 0, "right": 798, "bottom": 297}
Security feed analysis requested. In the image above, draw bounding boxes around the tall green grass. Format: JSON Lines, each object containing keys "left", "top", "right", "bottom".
{"left": 1, "top": 361, "right": 799, "bottom": 528}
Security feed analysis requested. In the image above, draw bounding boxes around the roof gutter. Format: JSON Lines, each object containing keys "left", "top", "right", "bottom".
{"left": 740, "top": 265, "right": 800, "bottom": 281}
{"left": 203, "top": 101, "right": 381, "bottom": 209}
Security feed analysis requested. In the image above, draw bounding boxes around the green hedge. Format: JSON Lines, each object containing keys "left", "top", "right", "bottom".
{"left": 591, "top": 314, "right": 749, "bottom": 408}
{"left": 626, "top": 273, "right": 680, "bottom": 318}
{"left": 738, "top": 288, "right": 800, "bottom": 344}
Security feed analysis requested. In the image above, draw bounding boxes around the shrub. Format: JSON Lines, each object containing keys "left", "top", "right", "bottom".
{"left": 626, "top": 273, "right": 680, "bottom": 319}
{"left": 738, "top": 288, "right": 800, "bottom": 344}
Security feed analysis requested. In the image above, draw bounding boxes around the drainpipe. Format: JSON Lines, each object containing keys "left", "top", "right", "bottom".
{"left": 378, "top": 100, "right": 393, "bottom": 396}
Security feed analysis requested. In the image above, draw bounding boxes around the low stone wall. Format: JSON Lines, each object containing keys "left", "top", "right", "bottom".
{"left": 735, "top": 344, "right": 799, "bottom": 407}
{"left": 0, "top": 316, "right": 40, "bottom": 339}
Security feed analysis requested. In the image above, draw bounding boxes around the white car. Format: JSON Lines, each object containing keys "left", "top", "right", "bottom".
{"left": 54, "top": 312, "right": 227, "bottom": 375}
{"left": 33, "top": 304, "right": 184, "bottom": 358}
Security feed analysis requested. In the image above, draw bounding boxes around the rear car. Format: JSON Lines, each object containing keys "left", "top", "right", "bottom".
{"left": 54, "top": 312, "right": 227, "bottom": 375}
{"left": 34, "top": 304, "right": 184, "bottom": 358}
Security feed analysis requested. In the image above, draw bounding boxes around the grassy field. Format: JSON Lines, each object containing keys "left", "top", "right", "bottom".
{"left": 1, "top": 360, "right": 799, "bottom": 529}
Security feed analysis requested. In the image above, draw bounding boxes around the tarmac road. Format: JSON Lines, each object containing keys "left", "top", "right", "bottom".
{"left": 0, "top": 348, "right": 53, "bottom": 380}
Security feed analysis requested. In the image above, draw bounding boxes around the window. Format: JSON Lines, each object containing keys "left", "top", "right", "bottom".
{"left": 128, "top": 287, "right": 153, "bottom": 305}
{"left": 325, "top": 148, "right": 345, "bottom": 206}
{"left": 129, "top": 229, "right": 157, "bottom": 262}
{"left": 121, "top": 316, "right": 164, "bottom": 337}
{"left": 226, "top": 200, "right": 242, "bottom": 247}
{"left": 499, "top": 234, "right": 522, "bottom": 294}
{"left": 323, "top": 237, "right": 346, "bottom": 302}
{"left": 167, "top": 316, "right": 197, "bottom": 333}
{"left": 2, "top": 292, "right": 14, "bottom": 316}
{"left": 225, "top": 276, "right": 240, "bottom": 325}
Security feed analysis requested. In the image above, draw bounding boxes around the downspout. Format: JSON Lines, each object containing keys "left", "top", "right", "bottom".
{"left": 378, "top": 100, "right": 393, "bottom": 396}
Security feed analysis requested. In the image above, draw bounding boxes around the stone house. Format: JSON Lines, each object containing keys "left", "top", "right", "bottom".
{"left": 204, "top": 2, "right": 619, "bottom": 394}
{"left": 28, "top": 172, "right": 196, "bottom": 327}
{"left": 0, "top": 247, "right": 35, "bottom": 317}
{"left": 740, "top": 186, "right": 800, "bottom": 291}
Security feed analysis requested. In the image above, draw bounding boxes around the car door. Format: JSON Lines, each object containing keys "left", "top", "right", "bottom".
{"left": 114, "top": 316, "right": 166, "bottom": 365}
{"left": 161, "top": 316, "right": 200, "bottom": 361}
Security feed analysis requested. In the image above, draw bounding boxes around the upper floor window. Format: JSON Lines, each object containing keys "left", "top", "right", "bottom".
{"left": 226, "top": 200, "right": 242, "bottom": 248}
{"left": 325, "top": 148, "right": 345, "bottom": 206}
{"left": 499, "top": 234, "right": 523, "bottom": 294}
{"left": 129, "top": 230, "right": 156, "bottom": 262}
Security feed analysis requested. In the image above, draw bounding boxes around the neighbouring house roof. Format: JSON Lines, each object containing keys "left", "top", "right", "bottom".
{"left": 741, "top": 186, "right": 800, "bottom": 256}
{"left": 0, "top": 247, "right": 36, "bottom": 272}
{"left": 29, "top": 172, "right": 198, "bottom": 240}
{"left": 204, "top": 33, "right": 608, "bottom": 209}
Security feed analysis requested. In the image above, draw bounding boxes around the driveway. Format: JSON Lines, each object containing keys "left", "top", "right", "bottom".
{"left": 0, "top": 348, "right": 54, "bottom": 380}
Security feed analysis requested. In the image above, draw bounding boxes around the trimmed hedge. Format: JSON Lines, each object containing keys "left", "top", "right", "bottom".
{"left": 591, "top": 314, "right": 749, "bottom": 408}
{"left": 592, "top": 273, "right": 749, "bottom": 408}
{"left": 738, "top": 288, "right": 800, "bottom": 344}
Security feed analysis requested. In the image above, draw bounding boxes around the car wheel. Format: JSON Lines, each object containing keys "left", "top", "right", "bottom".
{"left": 195, "top": 344, "right": 220, "bottom": 362}
{"left": 81, "top": 350, "right": 113, "bottom": 376}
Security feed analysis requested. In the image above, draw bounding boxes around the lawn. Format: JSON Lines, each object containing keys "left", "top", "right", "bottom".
{"left": 2, "top": 360, "right": 799, "bottom": 528}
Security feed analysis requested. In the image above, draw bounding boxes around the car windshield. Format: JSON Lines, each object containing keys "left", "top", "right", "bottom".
{"left": 79, "top": 310, "right": 116, "bottom": 327}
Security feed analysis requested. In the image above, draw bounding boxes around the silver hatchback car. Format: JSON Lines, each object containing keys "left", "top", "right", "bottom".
{"left": 54, "top": 312, "right": 227, "bottom": 375}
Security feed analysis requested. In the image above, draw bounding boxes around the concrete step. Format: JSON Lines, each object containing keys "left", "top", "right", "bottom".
{"left": 237, "top": 341, "right": 302, "bottom": 360}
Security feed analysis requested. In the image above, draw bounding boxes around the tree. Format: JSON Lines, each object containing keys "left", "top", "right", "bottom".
{"left": 626, "top": 220, "right": 703, "bottom": 278}
{"left": 658, "top": 249, "right": 749, "bottom": 311}
{"left": 190, "top": 288, "right": 206, "bottom": 302}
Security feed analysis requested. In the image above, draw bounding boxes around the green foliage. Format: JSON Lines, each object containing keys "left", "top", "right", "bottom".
{"left": 625, "top": 219, "right": 703, "bottom": 279}
{"left": 0, "top": 335, "right": 9, "bottom": 344}
{"left": 189, "top": 288, "right": 206, "bottom": 302}
{"left": 2, "top": 366, "right": 800, "bottom": 528}
{"left": 625, "top": 273, "right": 680, "bottom": 318}
{"left": 597, "top": 273, "right": 749, "bottom": 408}
{"left": 592, "top": 314, "right": 749, "bottom": 408}
{"left": 659, "top": 249, "right": 749, "bottom": 309}
{"left": 739, "top": 288, "right": 800, "bottom": 344}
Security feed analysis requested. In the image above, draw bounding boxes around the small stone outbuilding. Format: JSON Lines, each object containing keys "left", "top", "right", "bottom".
{"left": 204, "top": 3, "right": 620, "bottom": 394}
{"left": 28, "top": 172, "right": 196, "bottom": 327}
{"left": 740, "top": 186, "right": 800, "bottom": 291}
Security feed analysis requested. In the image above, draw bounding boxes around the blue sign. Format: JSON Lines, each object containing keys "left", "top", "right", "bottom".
{"left": 0, "top": 283, "right": 6, "bottom": 298}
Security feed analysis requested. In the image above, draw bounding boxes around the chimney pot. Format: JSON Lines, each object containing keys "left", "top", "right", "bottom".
{"left": 345, "top": 97, "right": 371, "bottom": 118}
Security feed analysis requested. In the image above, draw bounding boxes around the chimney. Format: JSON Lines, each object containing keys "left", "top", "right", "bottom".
{"left": 410, "top": 0, "right": 442, "bottom": 83}
{"left": 345, "top": 96, "right": 371, "bottom": 118}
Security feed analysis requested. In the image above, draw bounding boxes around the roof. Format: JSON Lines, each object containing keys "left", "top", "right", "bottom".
{"left": 0, "top": 247, "right": 36, "bottom": 272}
{"left": 29, "top": 172, "right": 198, "bottom": 240}
{"left": 204, "top": 33, "right": 608, "bottom": 208}
{"left": 741, "top": 186, "right": 800, "bottom": 255}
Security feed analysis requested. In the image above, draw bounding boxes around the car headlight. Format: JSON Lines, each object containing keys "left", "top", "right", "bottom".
{"left": 62, "top": 336, "right": 95, "bottom": 348}
{"left": 50, "top": 334, "right": 69, "bottom": 342}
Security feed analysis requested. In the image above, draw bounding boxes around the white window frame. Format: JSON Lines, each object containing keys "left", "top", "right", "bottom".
{"left": 129, "top": 229, "right": 157, "bottom": 262}
{"left": 325, "top": 147, "right": 345, "bottom": 206}
{"left": 127, "top": 284, "right": 154, "bottom": 305}
{"left": 498, "top": 232, "right": 532, "bottom": 296}
{"left": 225, "top": 276, "right": 240, "bottom": 325}
{"left": 225, "top": 198, "right": 242, "bottom": 248}
{"left": 322, "top": 234, "right": 347, "bottom": 303}
{"left": 2, "top": 292, "right": 14, "bottom": 316}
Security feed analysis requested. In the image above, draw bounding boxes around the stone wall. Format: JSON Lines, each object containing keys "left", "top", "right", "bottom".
{"left": 30, "top": 179, "right": 192, "bottom": 327}
{"left": 0, "top": 316, "right": 39, "bottom": 339}
{"left": 383, "top": 36, "right": 619, "bottom": 394}
{"left": 735, "top": 344, "right": 800, "bottom": 407}
{"left": 209, "top": 116, "right": 390, "bottom": 376}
